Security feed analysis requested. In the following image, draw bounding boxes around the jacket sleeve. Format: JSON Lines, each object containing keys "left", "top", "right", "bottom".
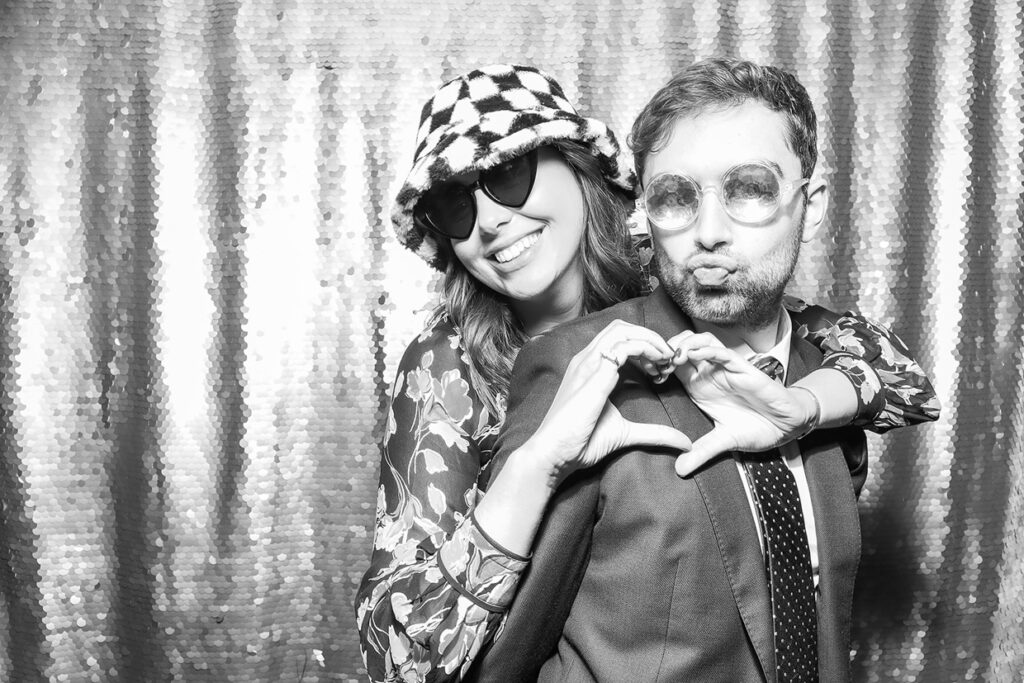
{"left": 354, "top": 323, "right": 528, "bottom": 683}
{"left": 786, "top": 296, "right": 941, "bottom": 433}
{"left": 466, "top": 329, "right": 603, "bottom": 682}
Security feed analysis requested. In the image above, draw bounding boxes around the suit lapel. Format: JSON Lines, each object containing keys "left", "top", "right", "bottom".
{"left": 642, "top": 290, "right": 776, "bottom": 682}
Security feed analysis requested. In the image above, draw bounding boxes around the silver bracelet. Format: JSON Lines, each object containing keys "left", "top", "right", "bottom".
{"left": 789, "top": 385, "right": 821, "bottom": 440}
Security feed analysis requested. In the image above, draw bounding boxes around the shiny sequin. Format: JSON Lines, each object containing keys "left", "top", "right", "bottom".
{"left": 0, "top": 1, "right": 1020, "bottom": 681}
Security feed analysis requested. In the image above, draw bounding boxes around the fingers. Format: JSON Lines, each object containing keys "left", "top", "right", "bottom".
{"left": 620, "top": 420, "right": 693, "bottom": 453}
{"left": 668, "top": 333, "right": 772, "bottom": 387}
{"left": 611, "top": 339, "right": 677, "bottom": 383}
{"left": 579, "top": 320, "right": 681, "bottom": 382}
{"left": 665, "top": 328, "right": 696, "bottom": 350}
{"left": 559, "top": 332, "right": 676, "bottom": 411}
{"left": 602, "top": 337, "right": 675, "bottom": 365}
{"left": 636, "top": 356, "right": 671, "bottom": 383}
{"left": 591, "top": 319, "right": 677, "bottom": 360}
{"left": 668, "top": 331, "right": 728, "bottom": 363}
{"left": 666, "top": 329, "right": 723, "bottom": 349}
{"left": 679, "top": 345, "right": 749, "bottom": 371}
{"left": 674, "top": 427, "right": 737, "bottom": 477}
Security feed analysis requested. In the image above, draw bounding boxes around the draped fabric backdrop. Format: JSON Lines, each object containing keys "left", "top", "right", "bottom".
{"left": 0, "top": 0, "right": 1021, "bottom": 681}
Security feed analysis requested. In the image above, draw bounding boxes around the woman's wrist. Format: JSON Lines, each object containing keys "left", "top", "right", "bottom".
{"left": 792, "top": 367, "right": 858, "bottom": 430}
{"left": 507, "top": 436, "right": 567, "bottom": 491}
{"left": 473, "top": 442, "right": 562, "bottom": 557}
{"left": 789, "top": 385, "right": 821, "bottom": 438}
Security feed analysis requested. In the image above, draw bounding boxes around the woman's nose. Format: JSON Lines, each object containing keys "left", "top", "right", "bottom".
{"left": 474, "top": 190, "right": 514, "bottom": 237}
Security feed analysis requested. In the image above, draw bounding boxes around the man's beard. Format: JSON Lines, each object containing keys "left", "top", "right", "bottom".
{"left": 656, "top": 224, "right": 802, "bottom": 331}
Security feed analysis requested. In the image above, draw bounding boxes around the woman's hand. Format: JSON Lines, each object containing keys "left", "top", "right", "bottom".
{"left": 523, "top": 320, "right": 692, "bottom": 486}
{"left": 667, "top": 330, "right": 819, "bottom": 477}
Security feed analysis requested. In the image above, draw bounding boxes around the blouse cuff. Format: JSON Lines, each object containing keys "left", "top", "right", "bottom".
{"left": 436, "top": 515, "right": 529, "bottom": 613}
{"left": 819, "top": 352, "right": 885, "bottom": 426}
{"left": 470, "top": 509, "right": 531, "bottom": 562}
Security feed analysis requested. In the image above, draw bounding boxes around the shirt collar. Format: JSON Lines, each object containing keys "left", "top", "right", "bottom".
{"left": 690, "top": 307, "right": 794, "bottom": 382}
{"left": 749, "top": 310, "right": 793, "bottom": 382}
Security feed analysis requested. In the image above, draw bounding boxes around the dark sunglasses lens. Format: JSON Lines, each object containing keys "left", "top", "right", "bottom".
{"left": 416, "top": 185, "right": 475, "bottom": 239}
{"left": 413, "top": 150, "right": 538, "bottom": 240}
{"left": 482, "top": 152, "right": 537, "bottom": 207}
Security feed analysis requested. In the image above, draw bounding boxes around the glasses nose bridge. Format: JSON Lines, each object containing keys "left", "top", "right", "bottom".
{"left": 692, "top": 182, "right": 733, "bottom": 246}
{"left": 688, "top": 182, "right": 732, "bottom": 225}
{"left": 696, "top": 183, "right": 729, "bottom": 214}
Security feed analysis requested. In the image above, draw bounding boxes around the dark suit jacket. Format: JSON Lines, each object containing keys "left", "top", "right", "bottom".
{"left": 466, "top": 287, "right": 867, "bottom": 683}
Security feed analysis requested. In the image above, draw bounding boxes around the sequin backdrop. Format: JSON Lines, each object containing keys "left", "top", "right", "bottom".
{"left": 0, "top": 0, "right": 1021, "bottom": 681}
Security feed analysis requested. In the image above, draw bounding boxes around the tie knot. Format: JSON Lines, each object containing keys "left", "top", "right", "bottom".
{"left": 752, "top": 355, "right": 784, "bottom": 383}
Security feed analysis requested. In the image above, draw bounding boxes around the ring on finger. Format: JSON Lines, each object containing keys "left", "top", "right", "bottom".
{"left": 599, "top": 351, "right": 619, "bottom": 367}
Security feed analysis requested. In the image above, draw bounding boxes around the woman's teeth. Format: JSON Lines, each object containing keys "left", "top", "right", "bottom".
{"left": 494, "top": 232, "right": 540, "bottom": 263}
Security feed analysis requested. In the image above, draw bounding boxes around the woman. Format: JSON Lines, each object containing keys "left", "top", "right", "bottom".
{"left": 355, "top": 64, "right": 938, "bottom": 682}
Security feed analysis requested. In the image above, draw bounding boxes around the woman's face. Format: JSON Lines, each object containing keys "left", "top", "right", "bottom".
{"left": 450, "top": 147, "right": 587, "bottom": 306}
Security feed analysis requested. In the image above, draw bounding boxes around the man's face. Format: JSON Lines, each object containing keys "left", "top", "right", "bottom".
{"left": 642, "top": 100, "right": 826, "bottom": 330}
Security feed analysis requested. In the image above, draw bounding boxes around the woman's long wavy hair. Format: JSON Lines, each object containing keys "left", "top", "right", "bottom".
{"left": 431, "top": 140, "right": 644, "bottom": 419}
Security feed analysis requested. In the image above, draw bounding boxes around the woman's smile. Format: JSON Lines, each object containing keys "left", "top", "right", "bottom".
{"left": 491, "top": 229, "right": 542, "bottom": 264}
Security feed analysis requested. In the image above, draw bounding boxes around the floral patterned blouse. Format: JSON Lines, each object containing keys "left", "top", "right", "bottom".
{"left": 355, "top": 300, "right": 940, "bottom": 683}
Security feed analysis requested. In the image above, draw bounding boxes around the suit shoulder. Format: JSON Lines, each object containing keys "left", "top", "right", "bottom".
{"left": 521, "top": 297, "right": 648, "bottom": 360}
{"left": 790, "top": 325, "right": 825, "bottom": 368}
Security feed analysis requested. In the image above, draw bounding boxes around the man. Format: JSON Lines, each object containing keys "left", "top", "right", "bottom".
{"left": 466, "top": 59, "right": 869, "bottom": 682}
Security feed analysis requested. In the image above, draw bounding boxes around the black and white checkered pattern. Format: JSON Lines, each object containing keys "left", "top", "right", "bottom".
{"left": 392, "top": 64, "right": 635, "bottom": 270}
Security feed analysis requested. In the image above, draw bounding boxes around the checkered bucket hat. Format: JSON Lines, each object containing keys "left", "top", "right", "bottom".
{"left": 392, "top": 64, "right": 636, "bottom": 270}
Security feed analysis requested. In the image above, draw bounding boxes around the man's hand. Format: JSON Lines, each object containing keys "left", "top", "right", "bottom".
{"left": 668, "top": 330, "right": 819, "bottom": 477}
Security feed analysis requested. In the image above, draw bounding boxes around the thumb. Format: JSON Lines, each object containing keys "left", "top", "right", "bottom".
{"left": 674, "top": 427, "right": 736, "bottom": 477}
{"left": 621, "top": 420, "right": 693, "bottom": 453}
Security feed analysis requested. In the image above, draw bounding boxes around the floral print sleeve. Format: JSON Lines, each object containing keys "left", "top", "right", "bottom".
{"left": 785, "top": 295, "right": 941, "bottom": 433}
{"left": 355, "top": 316, "right": 528, "bottom": 682}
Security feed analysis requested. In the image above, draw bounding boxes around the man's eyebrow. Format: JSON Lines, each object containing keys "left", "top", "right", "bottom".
{"left": 759, "top": 160, "right": 784, "bottom": 176}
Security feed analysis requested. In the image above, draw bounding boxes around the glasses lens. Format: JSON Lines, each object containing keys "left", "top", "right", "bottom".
{"left": 645, "top": 173, "right": 700, "bottom": 229}
{"left": 415, "top": 183, "right": 475, "bottom": 240}
{"left": 722, "top": 163, "right": 781, "bottom": 223}
{"left": 481, "top": 150, "right": 537, "bottom": 207}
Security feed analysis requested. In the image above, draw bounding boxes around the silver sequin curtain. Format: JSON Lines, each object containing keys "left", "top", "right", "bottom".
{"left": 0, "top": 1, "right": 1021, "bottom": 681}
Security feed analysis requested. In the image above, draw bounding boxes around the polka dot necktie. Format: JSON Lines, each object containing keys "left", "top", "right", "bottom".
{"left": 745, "top": 355, "right": 818, "bottom": 683}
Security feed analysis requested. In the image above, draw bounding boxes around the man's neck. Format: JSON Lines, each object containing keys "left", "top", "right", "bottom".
{"left": 692, "top": 308, "right": 786, "bottom": 356}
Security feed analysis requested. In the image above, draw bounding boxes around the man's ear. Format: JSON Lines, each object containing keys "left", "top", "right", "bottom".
{"left": 800, "top": 177, "right": 828, "bottom": 243}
